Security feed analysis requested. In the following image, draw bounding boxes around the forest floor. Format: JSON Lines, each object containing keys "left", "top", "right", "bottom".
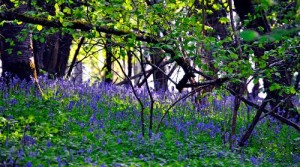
{"left": 0, "top": 79, "right": 299, "bottom": 166}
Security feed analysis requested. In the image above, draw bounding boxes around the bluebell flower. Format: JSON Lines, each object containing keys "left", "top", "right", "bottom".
{"left": 113, "top": 163, "right": 122, "bottom": 167}
{"left": 18, "top": 149, "right": 24, "bottom": 158}
{"left": 127, "top": 131, "right": 133, "bottom": 137}
{"left": 183, "top": 154, "right": 188, "bottom": 160}
{"left": 26, "top": 162, "right": 33, "bottom": 167}
{"left": 7, "top": 156, "right": 14, "bottom": 165}
{"left": 85, "top": 157, "right": 92, "bottom": 163}
{"left": 138, "top": 154, "right": 144, "bottom": 160}
{"left": 117, "top": 138, "right": 122, "bottom": 144}
{"left": 57, "top": 156, "right": 62, "bottom": 166}
{"left": 217, "top": 151, "right": 224, "bottom": 158}
{"left": 88, "top": 127, "right": 94, "bottom": 132}
{"left": 291, "top": 153, "right": 300, "bottom": 163}
{"left": 87, "top": 146, "right": 93, "bottom": 153}
{"left": 250, "top": 156, "right": 259, "bottom": 166}
{"left": 77, "top": 149, "right": 84, "bottom": 154}
{"left": 82, "top": 136, "right": 87, "bottom": 142}
{"left": 22, "top": 135, "right": 36, "bottom": 146}
{"left": 178, "top": 155, "right": 183, "bottom": 162}
{"left": 67, "top": 101, "right": 75, "bottom": 110}
{"left": 46, "top": 140, "right": 52, "bottom": 148}
{"left": 28, "top": 151, "right": 38, "bottom": 157}
{"left": 68, "top": 149, "right": 73, "bottom": 161}
{"left": 128, "top": 150, "right": 133, "bottom": 156}
{"left": 5, "top": 138, "right": 9, "bottom": 148}
{"left": 7, "top": 115, "right": 13, "bottom": 120}
{"left": 240, "top": 151, "right": 245, "bottom": 163}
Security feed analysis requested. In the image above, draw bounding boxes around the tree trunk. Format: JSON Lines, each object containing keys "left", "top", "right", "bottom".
{"left": 104, "top": 34, "right": 113, "bottom": 83}
{"left": 151, "top": 49, "right": 168, "bottom": 91}
{"left": 0, "top": 3, "right": 35, "bottom": 81}
{"left": 127, "top": 51, "right": 133, "bottom": 78}
{"left": 56, "top": 33, "right": 73, "bottom": 77}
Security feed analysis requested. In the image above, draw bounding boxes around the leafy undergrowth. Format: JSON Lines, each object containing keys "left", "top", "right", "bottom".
{"left": 0, "top": 78, "right": 299, "bottom": 166}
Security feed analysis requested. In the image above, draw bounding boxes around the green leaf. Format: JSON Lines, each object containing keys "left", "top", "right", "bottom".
{"left": 106, "top": 72, "right": 113, "bottom": 79}
{"left": 290, "top": 87, "right": 296, "bottom": 94}
{"left": 219, "top": 17, "right": 229, "bottom": 24}
{"left": 260, "top": 0, "right": 276, "bottom": 7}
{"left": 269, "top": 83, "right": 281, "bottom": 91}
{"left": 39, "top": 37, "right": 45, "bottom": 43}
{"left": 240, "top": 30, "right": 259, "bottom": 41}
{"left": 63, "top": 7, "right": 71, "bottom": 14}
{"left": 47, "top": 15, "right": 52, "bottom": 21}
{"left": 259, "top": 62, "right": 267, "bottom": 68}
{"left": 54, "top": 3, "right": 60, "bottom": 14}
{"left": 36, "top": 25, "right": 43, "bottom": 31}
{"left": 6, "top": 49, "right": 13, "bottom": 54}
{"left": 27, "top": 115, "right": 35, "bottom": 123}
{"left": 212, "top": 4, "right": 221, "bottom": 10}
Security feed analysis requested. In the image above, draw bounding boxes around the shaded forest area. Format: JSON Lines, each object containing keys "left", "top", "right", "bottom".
{"left": 0, "top": 0, "right": 299, "bottom": 166}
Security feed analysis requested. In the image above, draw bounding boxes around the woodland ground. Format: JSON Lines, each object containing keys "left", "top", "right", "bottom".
{"left": 0, "top": 78, "right": 299, "bottom": 166}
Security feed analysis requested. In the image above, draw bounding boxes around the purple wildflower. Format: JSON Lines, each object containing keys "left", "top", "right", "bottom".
{"left": 57, "top": 156, "right": 62, "bottom": 166}
{"left": 26, "top": 162, "right": 33, "bottom": 167}
{"left": 128, "top": 150, "right": 133, "bottom": 156}
{"left": 117, "top": 138, "right": 122, "bottom": 144}
{"left": 85, "top": 157, "right": 92, "bottom": 164}
{"left": 22, "top": 135, "right": 36, "bottom": 146}
{"left": 18, "top": 149, "right": 24, "bottom": 158}
{"left": 250, "top": 156, "right": 259, "bottom": 166}
{"left": 138, "top": 154, "right": 144, "bottom": 160}
{"left": 46, "top": 140, "right": 52, "bottom": 148}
